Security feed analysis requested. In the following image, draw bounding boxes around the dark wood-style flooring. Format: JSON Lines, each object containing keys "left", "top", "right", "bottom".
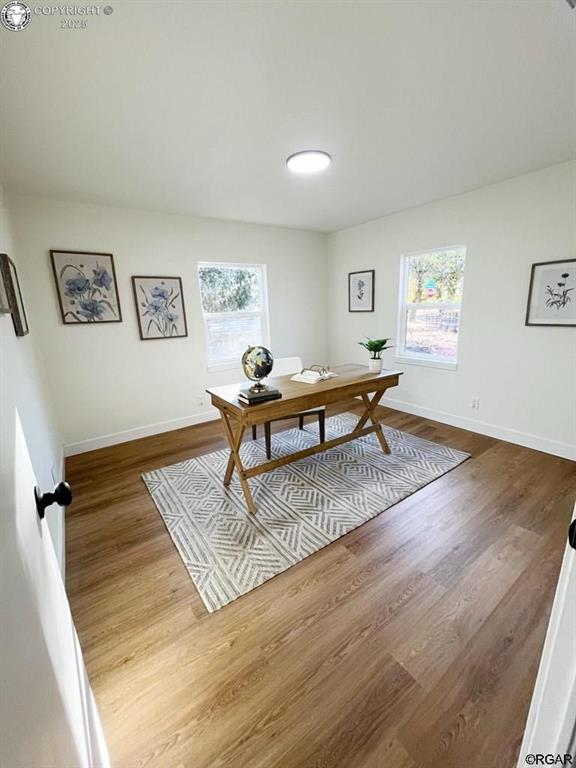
{"left": 65, "top": 402, "right": 576, "bottom": 768}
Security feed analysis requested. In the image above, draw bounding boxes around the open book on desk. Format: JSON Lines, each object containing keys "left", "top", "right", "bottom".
{"left": 290, "top": 367, "right": 339, "bottom": 384}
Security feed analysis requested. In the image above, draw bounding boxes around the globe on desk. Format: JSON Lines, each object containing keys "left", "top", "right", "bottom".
{"left": 241, "top": 345, "right": 274, "bottom": 393}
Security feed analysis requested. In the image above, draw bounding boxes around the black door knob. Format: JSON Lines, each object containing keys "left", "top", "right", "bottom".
{"left": 569, "top": 520, "right": 576, "bottom": 551}
{"left": 35, "top": 482, "right": 72, "bottom": 520}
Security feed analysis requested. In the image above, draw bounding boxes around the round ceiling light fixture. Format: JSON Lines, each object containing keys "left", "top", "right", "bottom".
{"left": 286, "top": 150, "right": 331, "bottom": 174}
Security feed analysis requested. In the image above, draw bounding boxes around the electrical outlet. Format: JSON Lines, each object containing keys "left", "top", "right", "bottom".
{"left": 196, "top": 395, "right": 204, "bottom": 407}
{"left": 471, "top": 396, "right": 480, "bottom": 410}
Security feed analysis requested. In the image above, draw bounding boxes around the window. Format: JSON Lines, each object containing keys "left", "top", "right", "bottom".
{"left": 397, "top": 246, "right": 466, "bottom": 368}
{"left": 197, "top": 262, "right": 270, "bottom": 370}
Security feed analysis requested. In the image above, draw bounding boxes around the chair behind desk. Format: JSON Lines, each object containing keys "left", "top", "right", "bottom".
{"left": 252, "top": 356, "right": 326, "bottom": 459}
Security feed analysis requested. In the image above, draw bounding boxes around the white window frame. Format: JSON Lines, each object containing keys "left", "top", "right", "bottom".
{"left": 395, "top": 246, "right": 466, "bottom": 371}
{"left": 197, "top": 262, "right": 271, "bottom": 373}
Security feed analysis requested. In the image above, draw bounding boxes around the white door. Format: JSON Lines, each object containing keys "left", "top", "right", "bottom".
{"left": 518, "top": 504, "right": 576, "bottom": 764}
{"left": 0, "top": 411, "right": 109, "bottom": 768}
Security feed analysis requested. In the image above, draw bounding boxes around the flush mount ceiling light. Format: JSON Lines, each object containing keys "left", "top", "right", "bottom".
{"left": 286, "top": 150, "right": 331, "bottom": 174}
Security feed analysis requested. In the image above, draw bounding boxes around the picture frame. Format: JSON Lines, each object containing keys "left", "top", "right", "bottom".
{"left": 0, "top": 253, "right": 29, "bottom": 336}
{"left": 348, "top": 269, "right": 375, "bottom": 312}
{"left": 0, "top": 255, "right": 10, "bottom": 314}
{"left": 525, "top": 259, "right": 576, "bottom": 327}
{"left": 50, "top": 250, "right": 122, "bottom": 325}
{"left": 131, "top": 275, "right": 188, "bottom": 340}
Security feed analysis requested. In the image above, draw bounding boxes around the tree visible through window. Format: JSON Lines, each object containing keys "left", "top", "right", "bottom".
{"left": 198, "top": 263, "right": 270, "bottom": 367}
{"left": 397, "top": 247, "right": 466, "bottom": 365}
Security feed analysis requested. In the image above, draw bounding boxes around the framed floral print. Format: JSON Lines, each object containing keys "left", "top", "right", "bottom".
{"left": 50, "top": 250, "right": 122, "bottom": 324}
{"left": 348, "top": 269, "right": 374, "bottom": 312}
{"left": 0, "top": 254, "right": 11, "bottom": 314}
{"left": 0, "top": 253, "right": 29, "bottom": 335}
{"left": 525, "top": 259, "right": 576, "bottom": 327}
{"left": 131, "top": 276, "right": 188, "bottom": 340}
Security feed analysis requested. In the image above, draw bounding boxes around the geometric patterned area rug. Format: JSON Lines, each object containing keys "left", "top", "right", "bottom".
{"left": 142, "top": 412, "right": 469, "bottom": 612}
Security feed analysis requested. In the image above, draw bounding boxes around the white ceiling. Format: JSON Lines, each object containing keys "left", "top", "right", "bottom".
{"left": 1, "top": 1, "right": 574, "bottom": 232}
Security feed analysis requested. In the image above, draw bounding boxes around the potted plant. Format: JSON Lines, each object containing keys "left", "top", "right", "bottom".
{"left": 358, "top": 336, "right": 393, "bottom": 372}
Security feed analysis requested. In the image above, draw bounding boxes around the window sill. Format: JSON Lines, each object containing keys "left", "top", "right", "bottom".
{"left": 394, "top": 355, "right": 458, "bottom": 371}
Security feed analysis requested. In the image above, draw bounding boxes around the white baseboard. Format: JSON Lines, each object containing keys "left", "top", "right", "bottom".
{"left": 382, "top": 396, "right": 576, "bottom": 461}
{"left": 64, "top": 399, "right": 576, "bottom": 462}
{"left": 63, "top": 410, "right": 219, "bottom": 456}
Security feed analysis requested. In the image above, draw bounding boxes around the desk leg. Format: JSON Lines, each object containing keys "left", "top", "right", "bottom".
{"left": 360, "top": 391, "right": 391, "bottom": 454}
{"left": 219, "top": 410, "right": 257, "bottom": 515}
{"left": 354, "top": 390, "right": 385, "bottom": 433}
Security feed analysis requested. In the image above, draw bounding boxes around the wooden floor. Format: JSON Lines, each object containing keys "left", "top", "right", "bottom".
{"left": 66, "top": 403, "right": 576, "bottom": 768}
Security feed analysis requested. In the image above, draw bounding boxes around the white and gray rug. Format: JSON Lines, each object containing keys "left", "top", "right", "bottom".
{"left": 143, "top": 412, "right": 469, "bottom": 612}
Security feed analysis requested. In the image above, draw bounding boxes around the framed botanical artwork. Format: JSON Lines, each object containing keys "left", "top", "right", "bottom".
{"left": 0, "top": 253, "right": 29, "bottom": 336}
{"left": 348, "top": 269, "right": 375, "bottom": 312}
{"left": 525, "top": 259, "right": 576, "bottom": 327}
{"left": 50, "top": 250, "right": 122, "bottom": 324}
{"left": 0, "top": 255, "right": 10, "bottom": 314}
{"left": 131, "top": 276, "right": 188, "bottom": 340}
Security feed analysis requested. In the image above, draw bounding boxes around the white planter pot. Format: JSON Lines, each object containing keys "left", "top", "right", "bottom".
{"left": 368, "top": 358, "right": 382, "bottom": 373}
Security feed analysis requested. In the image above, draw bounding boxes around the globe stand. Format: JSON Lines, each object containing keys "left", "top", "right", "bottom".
{"left": 241, "top": 346, "right": 275, "bottom": 399}
{"left": 248, "top": 381, "right": 268, "bottom": 394}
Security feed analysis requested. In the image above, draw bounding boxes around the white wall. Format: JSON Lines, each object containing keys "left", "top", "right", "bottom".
{"left": 6, "top": 163, "right": 575, "bottom": 460}
{"left": 327, "top": 162, "right": 576, "bottom": 459}
{"left": 8, "top": 197, "right": 328, "bottom": 453}
{"left": 0, "top": 185, "right": 65, "bottom": 565}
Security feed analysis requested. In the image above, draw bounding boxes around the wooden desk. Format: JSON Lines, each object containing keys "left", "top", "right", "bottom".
{"left": 206, "top": 364, "right": 403, "bottom": 514}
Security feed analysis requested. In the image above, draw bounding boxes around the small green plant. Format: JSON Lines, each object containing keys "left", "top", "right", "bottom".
{"left": 358, "top": 336, "right": 393, "bottom": 359}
